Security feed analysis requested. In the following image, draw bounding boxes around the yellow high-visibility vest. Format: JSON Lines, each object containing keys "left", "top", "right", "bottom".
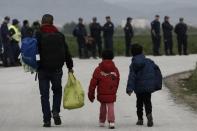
{"left": 9, "top": 25, "right": 21, "bottom": 42}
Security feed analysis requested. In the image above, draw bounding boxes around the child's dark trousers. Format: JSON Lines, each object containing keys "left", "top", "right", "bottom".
{"left": 136, "top": 93, "right": 152, "bottom": 120}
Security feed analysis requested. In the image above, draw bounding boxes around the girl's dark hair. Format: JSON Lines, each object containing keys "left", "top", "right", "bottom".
{"left": 102, "top": 50, "right": 114, "bottom": 60}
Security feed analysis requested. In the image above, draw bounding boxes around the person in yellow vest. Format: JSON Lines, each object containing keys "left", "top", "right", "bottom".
{"left": 9, "top": 19, "right": 21, "bottom": 66}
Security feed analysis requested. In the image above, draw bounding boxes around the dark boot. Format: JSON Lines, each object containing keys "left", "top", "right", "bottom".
{"left": 43, "top": 121, "right": 51, "bottom": 127}
{"left": 147, "top": 114, "right": 153, "bottom": 127}
{"left": 136, "top": 119, "right": 143, "bottom": 125}
{"left": 52, "top": 112, "right": 61, "bottom": 125}
{"left": 136, "top": 111, "right": 143, "bottom": 125}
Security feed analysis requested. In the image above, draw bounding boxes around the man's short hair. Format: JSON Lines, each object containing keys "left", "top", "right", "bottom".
{"left": 4, "top": 16, "right": 10, "bottom": 21}
{"left": 131, "top": 44, "right": 143, "bottom": 56}
{"left": 42, "top": 14, "right": 54, "bottom": 25}
{"left": 179, "top": 17, "right": 184, "bottom": 22}
{"left": 155, "top": 15, "right": 160, "bottom": 18}
{"left": 102, "top": 50, "right": 114, "bottom": 60}
{"left": 127, "top": 17, "right": 132, "bottom": 22}
{"left": 106, "top": 16, "right": 111, "bottom": 19}
{"left": 33, "top": 21, "right": 40, "bottom": 27}
{"left": 23, "top": 20, "right": 29, "bottom": 25}
{"left": 93, "top": 17, "right": 97, "bottom": 21}
{"left": 164, "top": 16, "right": 169, "bottom": 20}
{"left": 79, "top": 17, "right": 83, "bottom": 21}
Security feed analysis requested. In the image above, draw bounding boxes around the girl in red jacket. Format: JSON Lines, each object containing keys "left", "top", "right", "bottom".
{"left": 88, "top": 50, "right": 120, "bottom": 129}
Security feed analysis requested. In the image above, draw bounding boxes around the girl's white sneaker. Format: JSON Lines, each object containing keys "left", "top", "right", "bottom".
{"left": 109, "top": 122, "right": 115, "bottom": 129}
{"left": 99, "top": 122, "right": 105, "bottom": 127}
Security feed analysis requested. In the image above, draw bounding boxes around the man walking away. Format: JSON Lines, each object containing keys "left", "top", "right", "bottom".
{"left": 151, "top": 15, "right": 161, "bottom": 56}
{"left": 175, "top": 18, "right": 188, "bottom": 55}
{"left": 37, "top": 14, "right": 73, "bottom": 127}
{"left": 124, "top": 17, "right": 134, "bottom": 57}
{"left": 90, "top": 17, "right": 102, "bottom": 57}
{"left": 73, "top": 18, "right": 88, "bottom": 58}
{"left": 103, "top": 16, "right": 114, "bottom": 51}
{"left": 162, "top": 16, "right": 174, "bottom": 55}
{"left": 21, "top": 20, "right": 30, "bottom": 39}
{"left": 9, "top": 19, "right": 21, "bottom": 66}
{"left": 0, "top": 16, "right": 12, "bottom": 67}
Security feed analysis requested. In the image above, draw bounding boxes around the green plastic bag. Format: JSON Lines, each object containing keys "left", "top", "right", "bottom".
{"left": 63, "top": 73, "right": 85, "bottom": 110}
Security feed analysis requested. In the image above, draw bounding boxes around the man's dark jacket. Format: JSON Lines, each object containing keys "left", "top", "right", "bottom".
{"left": 124, "top": 22, "right": 134, "bottom": 38}
{"left": 103, "top": 22, "right": 114, "bottom": 38}
{"left": 37, "top": 24, "right": 73, "bottom": 70}
{"left": 162, "top": 21, "right": 173, "bottom": 38}
{"left": 90, "top": 22, "right": 102, "bottom": 40}
{"left": 0, "top": 22, "right": 10, "bottom": 43}
{"left": 174, "top": 22, "right": 187, "bottom": 37}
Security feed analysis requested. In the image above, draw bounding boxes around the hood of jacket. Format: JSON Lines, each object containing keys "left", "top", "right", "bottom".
{"left": 40, "top": 24, "right": 58, "bottom": 33}
{"left": 132, "top": 54, "right": 146, "bottom": 71}
{"left": 99, "top": 60, "right": 116, "bottom": 73}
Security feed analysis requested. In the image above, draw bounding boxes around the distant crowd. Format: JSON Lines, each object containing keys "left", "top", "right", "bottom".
{"left": 72, "top": 15, "right": 188, "bottom": 58}
{"left": 0, "top": 15, "right": 188, "bottom": 67}
{"left": 0, "top": 17, "right": 41, "bottom": 67}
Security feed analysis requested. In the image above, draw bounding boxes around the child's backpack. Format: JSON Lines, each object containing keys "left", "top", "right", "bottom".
{"left": 134, "top": 58, "right": 163, "bottom": 93}
{"left": 21, "top": 37, "right": 38, "bottom": 70}
{"left": 153, "top": 63, "right": 163, "bottom": 91}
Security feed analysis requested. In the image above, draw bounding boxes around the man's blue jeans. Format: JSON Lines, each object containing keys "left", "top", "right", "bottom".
{"left": 38, "top": 69, "right": 63, "bottom": 122}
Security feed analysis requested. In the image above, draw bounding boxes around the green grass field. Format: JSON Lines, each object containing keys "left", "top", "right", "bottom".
{"left": 65, "top": 35, "right": 197, "bottom": 57}
{"left": 184, "top": 65, "right": 197, "bottom": 95}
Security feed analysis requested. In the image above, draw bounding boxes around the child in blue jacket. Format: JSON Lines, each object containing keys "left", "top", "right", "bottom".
{"left": 126, "top": 44, "right": 162, "bottom": 127}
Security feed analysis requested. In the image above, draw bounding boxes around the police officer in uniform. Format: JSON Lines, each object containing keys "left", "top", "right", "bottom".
{"left": 0, "top": 16, "right": 12, "bottom": 67}
{"left": 151, "top": 15, "right": 161, "bottom": 56}
{"left": 73, "top": 18, "right": 88, "bottom": 58}
{"left": 124, "top": 17, "right": 134, "bottom": 56}
{"left": 175, "top": 18, "right": 188, "bottom": 55}
{"left": 103, "top": 16, "right": 114, "bottom": 51}
{"left": 162, "top": 16, "right": 174, "bottom": 55}
{"left": 9, "top": 19, "right": 21, "bottom": 65}
{"left": 89, "top": 17, "right": 102, "bottom": 57}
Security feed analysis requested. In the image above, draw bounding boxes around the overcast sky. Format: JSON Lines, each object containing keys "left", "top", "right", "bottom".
{"left": 0, "top": 0, "right": 196, "bottom": 26}
{"left": 103, "top": 0, "right": 197, "bottom": 25}
{"left": 104, "top": 0, "right": 196, "bottom": 4}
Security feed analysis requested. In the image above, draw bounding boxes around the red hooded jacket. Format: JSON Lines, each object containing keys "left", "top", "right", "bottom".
{"left": 88, "top": 60, "right": 120, "bottom": 103}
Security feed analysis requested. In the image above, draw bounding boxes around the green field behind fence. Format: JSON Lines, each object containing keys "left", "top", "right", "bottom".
{"left": 65, "top": 35, "right": 197, "bottom": 57}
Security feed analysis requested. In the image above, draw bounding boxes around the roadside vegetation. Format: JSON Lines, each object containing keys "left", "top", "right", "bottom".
{"left": 164, "top": 65, "right": 197, "bottom": 111}
{"left": 183, "top": 65, "right": 197, "bottom": 95}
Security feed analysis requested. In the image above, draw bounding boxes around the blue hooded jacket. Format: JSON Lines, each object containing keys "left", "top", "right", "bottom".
{"left": 127, "top": 54, "right": 158, "bottom": 94}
